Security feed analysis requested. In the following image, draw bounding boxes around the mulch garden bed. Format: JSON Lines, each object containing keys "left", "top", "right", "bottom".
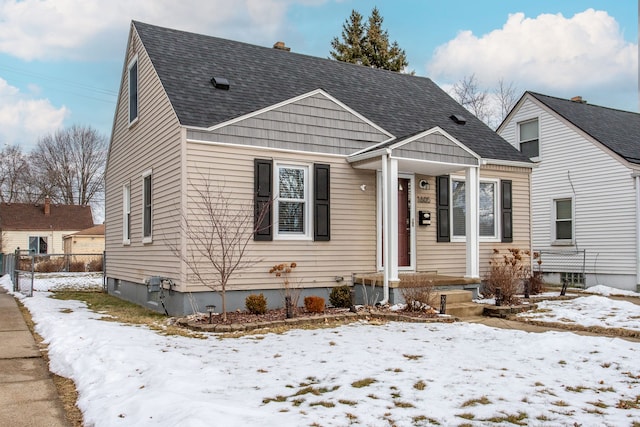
{"left": 178, "top": 306, "right": 454, "bottom": 333}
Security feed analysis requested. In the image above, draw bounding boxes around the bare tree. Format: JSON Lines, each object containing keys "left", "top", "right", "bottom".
{"left": 452, "top": 74, "right": 490, "bottom": 125}
{"left": 495, "top": 78, "right": 519, "bottom": 124}
{"left": 168, "top": 173, "right": 271, "bottom": 321}
{"left": 0, "top": 145, "right": 28, "bottom": 203}
{"left": 30, "top": 125, "right": 107, "bottom": 205}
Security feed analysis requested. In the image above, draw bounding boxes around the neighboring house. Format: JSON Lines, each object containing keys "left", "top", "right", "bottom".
{"left": 63, "top": 224, "right": 105, "bottom": 255}
{"left": 105, "top": 21, "right": 533, "bottom": 315}
{"left": 0, "top": 198, "right": 95, "bottom": 255}
{"left": 498, "top": 92, "right": 640, "bottom": 292}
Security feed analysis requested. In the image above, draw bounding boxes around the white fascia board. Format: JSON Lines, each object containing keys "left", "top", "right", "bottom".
{"left": 183, "top": 88, "right": 394, "bottom": 138}
{"left": 346, "top": 147, "right": 391, "bottom": 164}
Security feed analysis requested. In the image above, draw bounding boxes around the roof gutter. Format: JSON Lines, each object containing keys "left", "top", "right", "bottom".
{"left": 481, "top": 158, "right": 537, "bottom": 168}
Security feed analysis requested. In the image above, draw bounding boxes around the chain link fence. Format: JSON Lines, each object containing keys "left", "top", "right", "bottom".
{"left": 533, "top": 249, "right": 586, "bottom": 288}
{"left": 11, "top": 249, "right": 104, "bottom": 296}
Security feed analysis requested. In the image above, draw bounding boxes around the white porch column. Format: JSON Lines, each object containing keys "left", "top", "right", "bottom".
{"left": 465, "top": 166, "right": 480, "bottom": 278}
{"left": 387, "top": 156, "right": 399, "bottom": 283}
{"left": 381, "top": 153, "right": 390, "bottom": 303}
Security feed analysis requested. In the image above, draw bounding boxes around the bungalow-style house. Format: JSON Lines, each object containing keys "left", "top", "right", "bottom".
{"left": 498, "top": 92, "right": 640, "bottom": 292}
{"left": 105, "top": 21, "right": 533, "bottom": 315}
{"left": 63, "top": 224, "right": 105, "bottom": 255}
{"left": 0, "top": 198, "right": 95, "bottom": 255}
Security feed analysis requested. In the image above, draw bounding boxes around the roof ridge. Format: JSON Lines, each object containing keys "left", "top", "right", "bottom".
{"left": 528, "top": 91, "right": 640, "bottom": 116}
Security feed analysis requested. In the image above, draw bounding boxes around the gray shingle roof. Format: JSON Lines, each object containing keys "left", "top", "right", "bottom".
{"left": 529, "top": 92, "right": 640, "bottom": 165}
{"left": 133, "top": 21, "right": 529, "bottom": 163}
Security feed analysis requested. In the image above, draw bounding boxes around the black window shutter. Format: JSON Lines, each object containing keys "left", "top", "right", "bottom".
{"left": 436, "top": 175, "right": 450, "bottom": 242}
{"left": 254, "top": 159, "right": 273, "bottom": 241}
{"left": 314, "top": 163, "right": 330, "bottom": 241}
{"left": 501, "top": 180, "right": 513, "bottom": 243}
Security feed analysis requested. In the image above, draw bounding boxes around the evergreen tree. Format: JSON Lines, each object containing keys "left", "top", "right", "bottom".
{"left": 330, "top": 7, "right": 408, "bottom": 72}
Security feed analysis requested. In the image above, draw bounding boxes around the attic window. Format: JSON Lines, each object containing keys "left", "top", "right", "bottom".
{"left": 450, "top": 114, "right": 466, "bottom": 125}
{"left": 211, "top": 77, "right": 230, "bottom": 90}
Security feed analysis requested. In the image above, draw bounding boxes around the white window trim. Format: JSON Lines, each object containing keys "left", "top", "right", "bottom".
{"left": 141, "top": 169, "right": 152, "bottom": 244}
{"left": 450, "top": 175, "right": 501, "bottom": 243}
{"left": 518, "top": 118, "right": 540, "bottom": 161}
{"left": 122, "top": 182, "right": 131, "bottom": 245}
{"left": 552, "top": 196, "right": 574, "bottom": 246}
{"left": 28, "top": 236, "right": 48, "bottom": 254}
{"left": 274, "top": 162, "right": 311, "bottom": 240}
{"left": 128, "top": 55, "right": 139, "bottom": 127}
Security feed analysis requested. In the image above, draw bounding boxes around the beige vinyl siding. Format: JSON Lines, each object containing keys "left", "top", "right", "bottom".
{"left": 3, "top": 230, "right": 80, "bottom": 255}
{"left": 63, "top": 235, "right": 105, "bottom": 255}
{"left": 187, "top": 92, "right": 389, "bottom": 155}
{"left": 415, "top": 165, "right": 531, "bottom": 277}
{"left": 501, "top": 98, "right": 637, "bottom": 276}
{"left": 184, "top": 141, "right": 377, "bottom": 292}
{"left": 105, "top": 27, "right": 183, "bottom": 286}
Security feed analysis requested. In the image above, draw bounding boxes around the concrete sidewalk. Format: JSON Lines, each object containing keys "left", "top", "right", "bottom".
{"left": 0, "top": 287, "right": 70, "bottom": 427}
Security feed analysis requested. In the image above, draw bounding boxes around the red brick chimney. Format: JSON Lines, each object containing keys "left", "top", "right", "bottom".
{"left": 44, "top": 197, "right": 51, "bottom": 216}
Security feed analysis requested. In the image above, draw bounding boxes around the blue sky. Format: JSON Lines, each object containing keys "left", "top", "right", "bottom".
{"left": 0, "top": 0, "right": 636, "bottom": 152}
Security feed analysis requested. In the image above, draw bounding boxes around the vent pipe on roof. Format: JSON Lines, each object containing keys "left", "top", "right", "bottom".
{"left": 571, "top": 96, "right": 587, "bottom": 104}
{"left": 273, "top": 41, "right": 290, "bottom": 51}
{"left": 449, "top": 114, "right": 466, "bottom": 125}
{"left": 211, "top": 77, "right": 230, "bottom": 90}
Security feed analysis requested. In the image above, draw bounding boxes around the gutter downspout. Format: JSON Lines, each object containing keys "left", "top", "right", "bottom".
{"left": 636, "top": 175, "right": 640, "bottom": 291}
{"left": 380, "top": 150, "right": 390, "bottom": 305}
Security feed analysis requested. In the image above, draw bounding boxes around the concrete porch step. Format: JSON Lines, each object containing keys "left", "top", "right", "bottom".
{"left": 433, "top": 289, "right": 474, "bottom": 305}
{"left": 444, "top": 302, "right": 486, "bottom": 318}
{"left": 432, "top": 290, "right": 484, "bottom": 318}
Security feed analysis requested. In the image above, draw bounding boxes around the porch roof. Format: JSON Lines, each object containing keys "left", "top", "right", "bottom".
{"left": 347, "top": 126, "right": 480, "bottom": 175}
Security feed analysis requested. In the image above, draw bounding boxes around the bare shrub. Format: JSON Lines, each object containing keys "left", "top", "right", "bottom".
{"left": 483, "top": 248, "right": 531, "bottom": 305}
{"left": 269, "top": 262, "right": 302, "bottom": 313}
{"left": 528, "top": 270, "right": 545, "bottom": 295}
{"left": 68, "top": 261, "right": 86, "bottom": 272}
{"left": 35, "top": 257, "right": 64, "bottom": 273}
{"left": 399, "top": 279, "right": 435, "bottom": 312}
{"left": 87, "top": 257, "right": 103, "bottom": 272}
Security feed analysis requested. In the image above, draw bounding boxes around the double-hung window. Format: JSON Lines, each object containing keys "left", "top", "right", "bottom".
{"left": 276, "top": 164, "right": 309, "bottom": 238}
{"left": 123, "top": 183, "right": 131, "bottom": 245}
{"left": 518, "top": 119, "right": 539, "bottom": 159}
{"left": 142, "top": 170, "right": 152, "bottom": 243}
{"left": 451, "top": 178, "right": 499, "bottom": 240}
{"left": 554, "top": 198, "right": 573, "bottom": 243}
{"left": 128, "top": 56, "right": 138, "bottom": 124}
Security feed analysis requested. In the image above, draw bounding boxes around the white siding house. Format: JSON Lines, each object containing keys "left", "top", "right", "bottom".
{"left": 498, "top": 92, "right": 640, "bottom": 291}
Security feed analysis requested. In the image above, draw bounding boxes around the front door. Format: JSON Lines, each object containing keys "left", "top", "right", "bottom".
{"left": 398, "top": 178, "right": 410, "bottom": 267}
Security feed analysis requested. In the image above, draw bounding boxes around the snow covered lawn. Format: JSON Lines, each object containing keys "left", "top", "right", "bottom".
{"left": 2, "top": 275, "right": 640, "bottom": 426}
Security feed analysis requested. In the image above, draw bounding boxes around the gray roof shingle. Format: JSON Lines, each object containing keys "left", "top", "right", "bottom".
{"left": 133, "top": 21, "right": 530, "bottom": 163}
{"left": 529, "top": 92, "right": 640, "bottom": 165}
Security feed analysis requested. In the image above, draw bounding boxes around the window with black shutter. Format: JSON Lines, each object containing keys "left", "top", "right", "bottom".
{"left": 314, "top": 164, "right": 330, "bottom": 241}
{"left": 254, "top": 159, "right": 273, "bottom": 241}
{"left": 436, "top": 175, "right": 450, "bottom": 242}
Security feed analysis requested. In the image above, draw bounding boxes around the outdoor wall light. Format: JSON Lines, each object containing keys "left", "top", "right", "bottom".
{"left": 360, "top": 184, "right": 367, "bottom": 191}
{"left": 419, "top": 179, "right": 430, "bottom": 190}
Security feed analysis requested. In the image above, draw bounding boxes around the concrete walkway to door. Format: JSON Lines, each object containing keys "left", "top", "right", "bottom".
{"left": 0, "top": 287, "right": 70, "bottom": 427}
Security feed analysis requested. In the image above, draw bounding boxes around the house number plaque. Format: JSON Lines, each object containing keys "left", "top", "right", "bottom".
{"left": 417, "top": 196, "right": 430, "bottom": 204}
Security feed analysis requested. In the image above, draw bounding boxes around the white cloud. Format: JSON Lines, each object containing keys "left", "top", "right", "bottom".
{"left": 427, "top": 9, "right": 637, "bottom": 105}
{"left": 0, "top": 78, "right": 68, "bottom": 149}
{"left": 0, "top": 0, "right": 317, "bottom": 61}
